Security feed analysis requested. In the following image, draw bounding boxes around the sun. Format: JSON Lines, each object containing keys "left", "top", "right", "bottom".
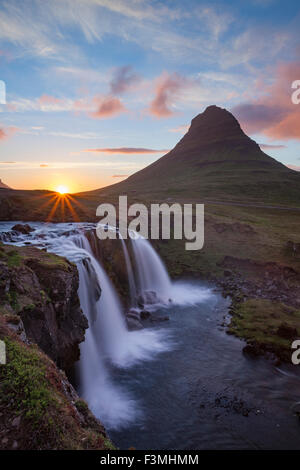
{"left": 55, "top": 184, "right": 69, "bottom": 195}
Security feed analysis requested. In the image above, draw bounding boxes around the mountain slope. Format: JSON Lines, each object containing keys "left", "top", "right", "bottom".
{"left": 0, "top": 178, "right": 11, "bottom": 189}
{"left": 94, "top": 105, "right": 300, "bottom": 206}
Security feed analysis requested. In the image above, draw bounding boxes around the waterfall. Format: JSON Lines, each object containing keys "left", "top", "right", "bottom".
{"left": 120, "top": 237, "right": 137, "bottom": 307}
{"left": 0, "top": 223, "right": 171, "bottom": 429}
{"left": 131, "top": 236, "right": 172, "bottom": 304}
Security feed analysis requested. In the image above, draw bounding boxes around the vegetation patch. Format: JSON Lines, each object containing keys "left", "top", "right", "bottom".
{"left": 0, "top": 338, "right": 54, "bottom": 422}
{"left": 228, "top": 298, "right": 300, "bottom": 361}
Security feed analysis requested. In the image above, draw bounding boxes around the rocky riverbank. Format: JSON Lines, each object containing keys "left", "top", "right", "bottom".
{"left": 218, "top": 257, "right": 300, "bottom": 363}
{"left": 0, "top": 241, "right": 114, "bottom": 450}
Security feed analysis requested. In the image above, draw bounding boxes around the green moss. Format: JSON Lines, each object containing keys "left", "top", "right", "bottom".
{"left": 102, "top": 437, "right": 116, "bottom": 450}
{"left": 0, "top": 338, "right": 54, "bottom": 422}
{"left": 40, "top": 253, "right": 72, "bottom": 271}
{"left": 6, "top": 250, "right": 22, "bottom": 267}
{"left": 6, "top": 290, "right": 19, "bottom": 311}
{"left": 75, "top": 398, "right": 89, "bottom": 413}
{"left": 228, "top": 298, "right": 300, "bottom": 359}
{"left": 23, "top": 303, "right": 35, "bottom": 311}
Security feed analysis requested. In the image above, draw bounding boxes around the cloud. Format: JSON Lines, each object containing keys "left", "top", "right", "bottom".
{"left": 112, "top": 174, "right": 129, "bottom": 178}
{"left": 84, "top": 147, "right": 169, "bottom": 154}
{"left": 259, "top": 143, "right": 287, "bottom": 150}
{"left": 0, "top": 126, "right": 18, "bottom": 140}
{"left": 0, "top": 161, "right": 15, "bottom": 163}
{"left": 286, "top": 164, "right": 300, "bottom": 171}
{"left": 110, "top": 66, "right": 140, "bottom": 95}
{"left": 89, "top": 96, "right": 126, "bottom": 119}
{"left": 40, "top": 164, "right": 49, "bottom": 167}
{"left": 232, "top": 61, "right": 300, "bottom": 140}
{"left": 9, "top": 93, "right": 124, "bottom": 119}
{"left": 148, "top": 72, "right": 188, "bottom": 118}
{"left": 169, "top": 124, "right": 189, "bottom": 133}
{"left": 38, "top": 95, "right": 62, "bottom": 105}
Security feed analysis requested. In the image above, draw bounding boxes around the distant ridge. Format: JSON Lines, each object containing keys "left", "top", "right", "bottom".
{"left": 0, "top": 178, "right": 11, "bottom": 189}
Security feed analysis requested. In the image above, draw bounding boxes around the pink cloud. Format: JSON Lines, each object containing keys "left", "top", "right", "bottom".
{"left": 110, "top": 66, "right": 140, "bottom": 95}
{"left": 38, "top": 95, "right": 62, "bottom": 105}
{"left": 0, "top": 126, "right": 19, "bottom": 141}
{"left": 232, "top": 61, "right": 300, "bottom": 140}
{"left": 286, "top": 164, "right": 300, "bottom": 171}
{"left": 84, "top": 147, "right": 169, "bottom": 154}
{"left": 148, "top": 72, "right": 187, "bottom": 118}
{"left": 169, "top": 124, "right": 190, "bottom": 133}
{"left": 90, "top": 96, "right": 126, "bottom": 119}
{"left": 259, "top": 143, "right": 287, "bottom": 150}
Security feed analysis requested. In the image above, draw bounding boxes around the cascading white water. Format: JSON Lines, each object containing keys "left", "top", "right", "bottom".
{"left": 131, "top": 236, "right": 172, "bottom": 304}
{"left": 45, "top": 230, "right": 171, "bottom": 427}
{"left": 119, "top": 237, "right": 137, "bottom": 307}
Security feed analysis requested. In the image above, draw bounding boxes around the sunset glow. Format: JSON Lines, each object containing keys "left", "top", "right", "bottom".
{"left": 55, "top": 185, "right": 69, "bottom": 195}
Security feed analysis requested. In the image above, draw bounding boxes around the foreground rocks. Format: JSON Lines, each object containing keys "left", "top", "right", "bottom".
{"left": 0, "top": 242, "right": 114, "bottom": 450}
{"left": 0, "top": 243, "right": 87, "bottom": 370}
{"left": 0, "top": 318, "right": 114, "bottom": 450}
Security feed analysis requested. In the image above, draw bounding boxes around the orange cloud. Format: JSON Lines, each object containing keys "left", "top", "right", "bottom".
{"left": 90, "top": 96, "right": 126, "bottom": 119}
{"left": 112, "top": 174, "right": 129, "bottom": 178}
{"left": 84, "top": 147, "right": 169, "bottom": 154}
{"left": 40, "top": 164, "right": 49, "bottom": 167}
{"left": 232, "top": 61, "right": 300, "bottom": 140}
{"left": 148, "top": 72, "right": 187, "bottom": 118}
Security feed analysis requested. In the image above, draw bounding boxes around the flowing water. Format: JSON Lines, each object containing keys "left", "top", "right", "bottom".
{"left": 1, "top": 221, "right": 300, "bottom": 449}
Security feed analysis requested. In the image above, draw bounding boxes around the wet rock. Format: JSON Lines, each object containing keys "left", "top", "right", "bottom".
{"left": 243, "top": 343, "right": 262, "bottom": 357}
{"left": 150, "top": 315, "right": 169, "bottom": 323}
{"left": 12, "top": 224, "right": 34, "bottom": 234}
{"left": 11, "top": 416, "right": 21, "bottom": 428}
{"left": 137, "top": 290, "right": 160, "bottom": 305}
{"left": 140, "top": 310, "right": 151, "bottom": 320}
{"left": 127, "top": 309, "right": 141, "bottom": 321}
{"left": 126, "top": 316, "right": 143, "bottom": 330}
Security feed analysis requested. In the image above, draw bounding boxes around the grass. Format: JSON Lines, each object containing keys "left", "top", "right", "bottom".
{"left": 228, "top": 299, "right": 300, "bottom": 360}
{"left": 0, "top": 338, "right": 54, "bottom": 422}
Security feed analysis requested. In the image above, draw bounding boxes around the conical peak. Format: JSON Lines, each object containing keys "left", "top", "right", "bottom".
{"left": 190, "top": 105, "right": 241, "bottom": 131}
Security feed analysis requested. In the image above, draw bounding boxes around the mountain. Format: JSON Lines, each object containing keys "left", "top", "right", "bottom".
{"left": 95, "top": 105, "right": 300, "bottom": 206}
{"left": 0, "top": 178, "right": 11, "bottom": 189}
{"left": 0, "top": 105, "right": 299, "bottom": 223}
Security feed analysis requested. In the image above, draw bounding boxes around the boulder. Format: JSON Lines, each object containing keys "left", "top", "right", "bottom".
{"left": 12, "top": 224, "right": 34, "bottom": 234}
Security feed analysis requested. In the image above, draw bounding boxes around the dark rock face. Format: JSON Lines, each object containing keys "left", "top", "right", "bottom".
{"left": 0, "top": 244, "right": 88, "bottom": 370}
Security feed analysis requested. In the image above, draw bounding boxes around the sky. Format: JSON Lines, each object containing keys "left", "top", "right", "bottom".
{"left": 0, "top": 0, "right": 300, "bottom": 193}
